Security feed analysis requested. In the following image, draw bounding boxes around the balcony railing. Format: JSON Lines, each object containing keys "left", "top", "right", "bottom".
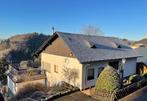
{"left": 8, "top": 66, "right": 46, "bottom": 83}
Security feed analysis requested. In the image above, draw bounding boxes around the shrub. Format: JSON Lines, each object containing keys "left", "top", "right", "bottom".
{"left": 95, "top": 65, "right": 121, "bottom": 94}
{"left": 10, "top": 83, "right": 47, "bottom": 100}
{"left": 129, "top": 75, "right": 142, "bottom": 83}
{"left": 0, "top": 59, "right": 7, "bottom": 82}
{"left": 49, "top": 81, "right": 74, "bottom": 94}
{"left": 31, "top": 91, "right": 47, "bottom": 100}
{"left": 142, "top": 73, "right": 147, "bottom": 79}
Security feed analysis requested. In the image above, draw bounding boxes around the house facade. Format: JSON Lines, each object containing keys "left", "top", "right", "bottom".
{"left": 34, "top": 32, "right": 139, "bottom": 90}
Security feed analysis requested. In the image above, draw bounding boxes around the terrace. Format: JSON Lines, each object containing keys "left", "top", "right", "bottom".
{"left": 8, "top": 64, "right": 46, "bottom": 83}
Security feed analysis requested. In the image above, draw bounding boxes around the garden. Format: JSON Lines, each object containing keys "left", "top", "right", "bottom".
{"left": 9, "top": 81, "right": 79, "bottom": 101}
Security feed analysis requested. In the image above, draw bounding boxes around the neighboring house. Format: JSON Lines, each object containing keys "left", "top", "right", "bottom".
{"left": 34, "top": 31, "right": 140, "bottom": 90}
{"left": 7, "top": 64, "right": 46, "bottom": 95}
{"left": 135, "top": 47, "right": 147, "bottom": 74}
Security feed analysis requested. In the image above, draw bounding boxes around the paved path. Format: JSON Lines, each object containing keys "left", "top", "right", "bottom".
{"left": 52, "top": 91, "right": 97, "bottom": 101}
{"left": 119, "top": 86, "right": 147, "bottom": 101}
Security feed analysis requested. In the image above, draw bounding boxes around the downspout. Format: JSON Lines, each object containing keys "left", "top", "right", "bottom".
{"left": 84, "top": 64, "right": 87, "bottom": 89}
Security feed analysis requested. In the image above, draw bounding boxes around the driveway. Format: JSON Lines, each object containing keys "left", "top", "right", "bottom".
{"left": 119, "top": 86, "right": 147, "bottom": 101}
{"left": 52, "top": 91, "right": 97, "bottom": 101}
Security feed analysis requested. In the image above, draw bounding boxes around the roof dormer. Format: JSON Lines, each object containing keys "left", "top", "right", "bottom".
{"left": 84, "top": 40, "right": 96, "bottom": 48}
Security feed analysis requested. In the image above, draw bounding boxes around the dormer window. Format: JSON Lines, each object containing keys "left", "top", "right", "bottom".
{"left": 91, "top": 44, "right": 96, "bottom": 48}
{"left": 117, "top": 44, "right": 131, "bottom": 49}
{"left": 68, "top": 37, "right": 72, "bottom": 41}
{"left": 117, "top": 45, "right": 121, "bottom": 48}
{"left": 84, "top": 40, "right": 96, "bottom": 48}
{"left": 88, "top": 41, "right": 96, "bottom": 48}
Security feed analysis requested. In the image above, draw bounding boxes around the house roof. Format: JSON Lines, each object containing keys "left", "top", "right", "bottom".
{"left": 34, "top": 31, "right": 140, "bottom": 63}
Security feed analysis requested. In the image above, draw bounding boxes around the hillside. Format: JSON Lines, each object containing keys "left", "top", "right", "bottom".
{"left": 0, "top": 38, "right": 3, "bottom": 41}
{"left": 131, "top": 38, "right": 147, "bottom": 48}
{"left": 0, "top": 32, "right": 48, "bottom": 63}
{"left": 122, "top": 39, "right": 134, "bottom": 45}
{"left": 135, "top": 38, "right": 147, "bottom": 47}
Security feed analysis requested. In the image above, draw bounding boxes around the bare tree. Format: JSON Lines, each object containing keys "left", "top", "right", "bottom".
{"left": 82, "top": 25, "right": 104, "bottom": 36}
{"left": 62, "top": 66, "right": 78, "bottom": 86}
{"left": 70, "top": 68, "right": 79, "bottom": 86}
{"left": 62, "top": 66, "right": 72, "bottom": 84}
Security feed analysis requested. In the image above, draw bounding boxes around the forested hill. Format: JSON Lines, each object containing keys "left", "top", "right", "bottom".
{"left": 134, "top": 38, "right": 147, "bottom": 47}
{"left": 0, "top": 32, "right": 48, "bottom": 63}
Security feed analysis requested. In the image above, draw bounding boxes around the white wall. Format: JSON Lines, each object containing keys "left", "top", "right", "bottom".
{"left": 123, "top": 58, "right": 137, "bottom": 77}
{"left": 7, "top": 76, "right": 15, "bottom": 94}
{"left": 8, "top": 76, "right": 45, "bottom": 95}
{"left": 41, "top": 53, "right": 83, "bottom": 89}
{"left": 82, "top": 61, "right": 107, "bottom": 89}
{"left": 15, "top": 79, "right": 45, "bottom": 94}
{"left": 82, "top": 58, "right": 137, "bottom": 89}
{"left": 41, "top": 52, "right": 137, "bottom": 90}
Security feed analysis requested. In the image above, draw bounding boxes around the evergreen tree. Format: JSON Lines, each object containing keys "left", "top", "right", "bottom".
{"left": 95, "top": 65, "right": 120, "bottom": 94}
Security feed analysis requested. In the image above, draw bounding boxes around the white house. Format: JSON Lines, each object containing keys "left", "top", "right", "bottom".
{"left": 34, "top": 31, "right": 140, "bottom": 90}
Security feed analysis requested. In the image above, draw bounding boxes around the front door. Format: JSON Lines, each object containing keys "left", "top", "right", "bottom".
{"left": 108, "top": 61, "right": 119, "bottom": 70}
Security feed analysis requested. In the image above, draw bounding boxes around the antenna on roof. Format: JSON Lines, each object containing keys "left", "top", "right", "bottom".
{"left": 52, "top": 27, "right": 55, "bottom": 33}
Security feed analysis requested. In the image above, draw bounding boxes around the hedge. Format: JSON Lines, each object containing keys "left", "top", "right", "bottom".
{"left": 112, "top": 78, "right": 147, "bottom": 100}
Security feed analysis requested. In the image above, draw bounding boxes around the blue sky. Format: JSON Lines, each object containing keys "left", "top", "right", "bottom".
{"left": 0, "top": 0, "right": 147, "bottom": 40}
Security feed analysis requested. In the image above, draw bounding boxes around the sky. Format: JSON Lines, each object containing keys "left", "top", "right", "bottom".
{"left": 0, "top": 0, "right": 147, "bottom": 40}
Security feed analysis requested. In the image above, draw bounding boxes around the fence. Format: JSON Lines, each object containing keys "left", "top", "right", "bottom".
{"left": 8, "top": 67, "right": 46, "bottom": 83}
{"left": 112, "top": 78, "right": 147, "bottom": 100}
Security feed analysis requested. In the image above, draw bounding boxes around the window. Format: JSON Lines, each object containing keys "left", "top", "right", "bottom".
{"left": 54, "top": 65, "right": 58, "bottom": 73}
{"left": 87, "top": 68, "right": 94, "bottom": 80}
{"left": 85, "top": 40, "right": 97, "bottom": 49}
{"left": 117, "top": 45, "right": 121, "bottom": 48}
{"left": 42, "top": 62, "right": 51, "bottom": 72}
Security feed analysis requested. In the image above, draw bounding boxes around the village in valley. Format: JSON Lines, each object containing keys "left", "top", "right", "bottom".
{"left": 0, "top": 0, "right": 147, "bottom": 101}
